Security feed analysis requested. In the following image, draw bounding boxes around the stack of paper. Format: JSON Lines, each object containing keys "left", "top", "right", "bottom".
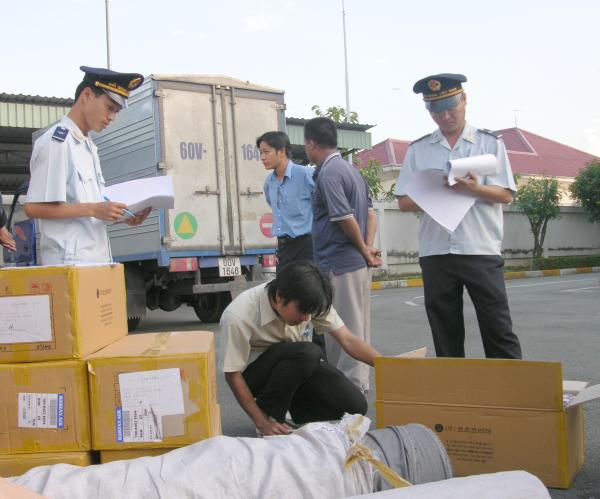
{"left": 104, "top": 176, "right": 174, "bottom": 219}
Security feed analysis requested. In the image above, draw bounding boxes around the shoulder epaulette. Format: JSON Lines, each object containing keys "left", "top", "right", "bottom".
{"left": 478, "top": 128, "right": 501, "bottom": 139}
{"left": 410, "top": 133, "right": 432, "bottom": 145}
{"left": 51, "top": 126, "right": 69, "bottom": 142}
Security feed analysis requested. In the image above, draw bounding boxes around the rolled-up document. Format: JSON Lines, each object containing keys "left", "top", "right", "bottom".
{"left": 447, "top": 153, "right": 498, "bottom": 186}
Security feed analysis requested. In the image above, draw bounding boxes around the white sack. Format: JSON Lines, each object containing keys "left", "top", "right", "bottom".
{"left": 10, "top": 415, "right": 373, "bottom": 499}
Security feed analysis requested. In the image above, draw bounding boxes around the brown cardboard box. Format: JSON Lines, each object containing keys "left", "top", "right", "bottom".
{"left": 0, "top": 264, "right": 128, "bottom": 363}
{"left": 0, "top": 360, "right": 90, "bottom": 454}
{"left": 87, "top": 331, "right": 220, "bottom": 450}
{"left": 375, "top": 357, "right": 597, "bottom": 489}
{"left": 0, "top": 451, "right": 92, "bottom": 477}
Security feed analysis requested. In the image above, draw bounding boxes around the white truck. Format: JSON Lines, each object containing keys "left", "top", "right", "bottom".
{"left": 95, "top": 75, "right": 282, "bottom": 329}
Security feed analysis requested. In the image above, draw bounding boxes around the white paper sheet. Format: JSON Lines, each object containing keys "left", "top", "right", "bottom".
{"left": 447, "top": 153, "right": 498, "bottom": 186}
{"left": 405, "top": 170, "right": 476, "bottom": 233}
{"left": 395, "top": 347, "right": 427, "bottom": 358}
{"left": 118, "top": 368, "right": 184, "bottom": 417}
{"left": 0, "top": 295, "right": 52, "bottom": 344}
{"left": 566, "top": 383, "right": 600, "bottom": 408}
{"left": 104, "top": 176, "right": 174, "bottom": 219}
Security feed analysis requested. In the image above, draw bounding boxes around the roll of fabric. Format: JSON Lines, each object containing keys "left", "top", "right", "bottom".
{"left": 363, "top": 424, "right": 453, "bottom": 490}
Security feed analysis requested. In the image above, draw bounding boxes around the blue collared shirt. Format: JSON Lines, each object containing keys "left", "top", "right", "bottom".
{"left": 263, "top": 160, "right": 315, "bottom": 238}
{"left": 395, "top": 123, "right": 516, "bottom": 256}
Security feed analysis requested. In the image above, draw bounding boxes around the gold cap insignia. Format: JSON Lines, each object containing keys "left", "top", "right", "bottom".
{"left": 428, "top": 79, "right": 441, "bottom": 92}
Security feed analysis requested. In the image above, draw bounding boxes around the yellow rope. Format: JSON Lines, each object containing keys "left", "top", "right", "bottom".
{"left": 344, "top": 443, "right": 412, "bottom": 489}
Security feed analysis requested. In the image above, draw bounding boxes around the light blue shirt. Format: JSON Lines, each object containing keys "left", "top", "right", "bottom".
{"left": 395, "top": 123, "right": 516, "bottom": 257}
{"left": 27, "top": 116, "right": 111, "bottom": 265}
{"left": 263, "top": 160, "right": 314, "bottom": 238}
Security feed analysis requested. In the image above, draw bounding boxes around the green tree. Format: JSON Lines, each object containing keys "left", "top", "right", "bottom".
{"left": 311, "top": 104, "right": 358, "bottom": 124}
{"left": 570, "top": 161, "right": 600, "bottom": 223}
{"left": 514, "top": 176, "right": 561, "bottom": 259}
{"left": 356, "top": 159, "right": 396, "bottom": 202}
{"left": 311, "top": 104, "right": 393, "bottom": 200}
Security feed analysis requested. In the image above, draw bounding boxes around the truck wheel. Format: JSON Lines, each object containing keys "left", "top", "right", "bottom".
{"left": 127, "top": 316, "right": 141, "bottom": 331}
{"left": 192, "top": 292, "right": 232, "bottom": 323}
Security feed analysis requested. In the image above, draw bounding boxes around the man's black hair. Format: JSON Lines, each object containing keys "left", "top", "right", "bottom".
{"left": 304, "top": 117, "right": 338, "bottom": 149}
{"left": 267, "top": 260, "right": 333, "bottom": 318}
{"left": 74, "top": 81, "right": 104, "bottom": 102}
{"left": 256, "top": 131, "right": 292, "bottom": 159}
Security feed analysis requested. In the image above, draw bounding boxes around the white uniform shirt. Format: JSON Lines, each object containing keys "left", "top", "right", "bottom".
{"left": 27, "top": 116, "right": 111, "bottom": 264}
{"left": 219, "top": 283, "right": 345, "bottom": 372}
{"left": 395, "top": 123, "right": 516, "bottom": 256}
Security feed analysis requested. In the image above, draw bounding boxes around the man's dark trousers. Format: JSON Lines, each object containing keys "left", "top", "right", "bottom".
{"left": 419, "top": 254, "right": 522, "bottom": 359}
{"left": 243, "top": 342, "right": 366, "bottom": 424}
{"left": 276, "top": 234, "right": 313, "bottom": 274}
{"left": 276, "top": 234, "right": 326, "bottom": 358}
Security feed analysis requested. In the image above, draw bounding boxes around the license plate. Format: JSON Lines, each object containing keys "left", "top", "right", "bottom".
{"left": 219, "top": 257, "right": 241, "bottom": 277}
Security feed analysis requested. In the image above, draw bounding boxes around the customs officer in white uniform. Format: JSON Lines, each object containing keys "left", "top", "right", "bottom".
{"left": 25, "top": 67, "right": 150, "bottom": 265}
{"left": 395, "top": 74, "right": 522, "bottom": 359}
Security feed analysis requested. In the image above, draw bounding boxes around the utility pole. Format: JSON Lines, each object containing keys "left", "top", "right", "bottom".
{"left": 341, "top": 0, "right": 352, "bottom": 162}
{"left": 105, "top": 0, "right": 112, "bottom": 69}
{"left": 513, "top": 109, "right": 522, "bottom": 128}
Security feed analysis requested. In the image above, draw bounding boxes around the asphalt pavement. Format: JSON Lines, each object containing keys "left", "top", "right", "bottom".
{"left": 136, "top": 272, "right": 600, "bottom": 498}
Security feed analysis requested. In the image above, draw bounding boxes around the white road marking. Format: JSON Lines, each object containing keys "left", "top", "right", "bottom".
{"left": 405, "top": 295, "right": 424, "bottom": 307}
{"left": 506, "top": 278, "right": 597, "bottom": 289}
{"left": 560, "top": 286, "right": 600, "bottom": 293}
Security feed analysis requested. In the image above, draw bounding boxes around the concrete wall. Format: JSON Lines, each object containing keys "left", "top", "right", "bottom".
{"left": 373, "top": 202, "right": 600, "bottom": 276}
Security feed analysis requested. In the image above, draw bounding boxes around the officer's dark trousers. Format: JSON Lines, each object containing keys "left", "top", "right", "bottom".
{"left": 419, "top": 254, "right": 522, "bottom": 359}
{"left": 243, "top": 342, "right": 367, "bottom": 424}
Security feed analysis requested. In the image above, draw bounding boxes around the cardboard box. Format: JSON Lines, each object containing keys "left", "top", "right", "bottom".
{"left": 87, "top": 331, "right": 219, "bottom": 450}
{"left": 375, "top": 357, "right": 599, "bottom": 489}
{"left": 0, "top": 264, "right": 128, "bottom": 363}
{"left": 0, "top": 451, "right": 92, "bottom": 477}
{"left": 0, "top": 360, "right": 90, "bottom": 454}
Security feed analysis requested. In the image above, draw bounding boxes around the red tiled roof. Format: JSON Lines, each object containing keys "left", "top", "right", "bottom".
{"left": 356, "top": 128, "right": 598, "bottom": 178}
{"left": 496, "top": 128, "right": 598, "bottom": 178}
{"left": 355, "top": 139, "right": 410, "bottom": 168}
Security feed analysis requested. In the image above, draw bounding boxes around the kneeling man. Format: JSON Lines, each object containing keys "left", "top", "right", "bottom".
{"left": 220, "top": 260, "right": 380, "bottom": 436}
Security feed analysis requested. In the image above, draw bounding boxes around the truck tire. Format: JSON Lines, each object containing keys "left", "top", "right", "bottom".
{"left": 193, "top": 292, "right": 232, "bottom": 323}
{"left": 127, "top": 316, "right": 141, "bottom": 332}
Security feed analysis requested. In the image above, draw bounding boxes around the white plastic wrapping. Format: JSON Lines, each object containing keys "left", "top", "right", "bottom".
{"left": 11, "top": 415, "right": 373, "bottom": 499}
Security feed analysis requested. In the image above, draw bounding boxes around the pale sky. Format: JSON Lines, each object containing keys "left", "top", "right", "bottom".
{"left": 3, "top": 0, "right": 600, "bottom": 155}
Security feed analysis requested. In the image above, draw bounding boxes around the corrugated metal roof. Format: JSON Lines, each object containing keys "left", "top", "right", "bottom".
{"left": 286, "top": 116, "right": 374, "bottom": 132}
{"left": 287, "top": 121, "right": 372, "bottom": 151}
{"left": 0, "top": 93, "right": 71, "bottom": 129}
{"left": 0, "top": 93, "right": 74, "bottom": 106}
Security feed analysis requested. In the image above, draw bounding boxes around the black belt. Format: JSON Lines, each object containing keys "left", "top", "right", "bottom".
{"left": 277, "top": 234, "right": 311, "bottom": 243}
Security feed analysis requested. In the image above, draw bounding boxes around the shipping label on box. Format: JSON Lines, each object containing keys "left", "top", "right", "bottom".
{"left": 0, "top": 265, "right": 127, "bottom": 363}
{"left": 115, "top": 368, "right": 185, "bottom": 443}
{"left": 18, "top": 393, "right": 65, "bottom": 429}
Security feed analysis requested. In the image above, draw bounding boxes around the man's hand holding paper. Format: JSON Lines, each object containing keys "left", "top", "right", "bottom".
{"left": 447, "top": 153, "right": 498, "bottom": 186}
